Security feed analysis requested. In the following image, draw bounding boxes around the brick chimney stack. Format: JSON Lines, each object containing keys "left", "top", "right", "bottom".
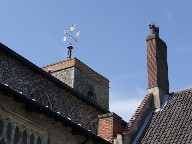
{"left": 98, "top": 113, "right": 125, "bottom": 142}
{"left": 147, "top": 22, "right": 169, "bottom": 108}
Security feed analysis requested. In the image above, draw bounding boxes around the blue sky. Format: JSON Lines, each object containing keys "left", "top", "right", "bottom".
{"left": 1, "top": 1, "right": 192, "bottom": 120}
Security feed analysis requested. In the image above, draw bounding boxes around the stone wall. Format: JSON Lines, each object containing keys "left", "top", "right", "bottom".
{"left": 74, "top": 68, "right": 109, "bottom": 109}
{"left": 0, "top": 92, "right": 98, "bottom": 144}
{"left": 0, "top": 52, "right": 103, "bottom": 129}
{"left": 51, "top": 67, "right": 75, "bottom": 88}
{"left": 43, "top": 58, "right": 109, "bottom": 110}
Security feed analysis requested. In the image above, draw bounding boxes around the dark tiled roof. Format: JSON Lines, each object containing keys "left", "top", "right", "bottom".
{"left": 139, "top": 89, "right": 192, "bottom": 143}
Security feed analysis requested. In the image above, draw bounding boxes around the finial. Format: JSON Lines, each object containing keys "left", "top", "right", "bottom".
{"left": 67, "top": 44, "right": 73, "bottom": 59}
{"left": 149, "top": 22, "right": 159, "bottom": 36}
{"left": 63, "top": 24, "right": 80, "bottom": 58}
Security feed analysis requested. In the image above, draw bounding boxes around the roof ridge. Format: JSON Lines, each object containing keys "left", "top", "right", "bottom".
{"left": 124, "top": 94, "right": 152, "bottom": 134}
{"left": 74, "top": 58, "right": 109, "bottom": 81}
{"left": 173, "top": 87, "right": 192, "bottom": 94}
{"left": 138, "top": 89, "right": 192, "bottom": 143}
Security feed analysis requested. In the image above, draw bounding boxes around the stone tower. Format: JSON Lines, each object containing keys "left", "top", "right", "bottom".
{"left": 42, "top": 57, "right": 109, "bottom": 110}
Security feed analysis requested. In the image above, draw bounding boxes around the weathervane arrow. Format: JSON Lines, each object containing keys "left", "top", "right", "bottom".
{"left": 63, "top": 24, "right": 80, "bottom": 44}
{"left": 63, "top": 24, "right": 80, "bottom": 59}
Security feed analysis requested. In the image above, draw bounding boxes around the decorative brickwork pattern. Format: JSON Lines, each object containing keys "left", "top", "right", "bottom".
{"left": 146, "top": 35, "right": 169, "bottom": 93}
{"left": 139, "top": 89, "right": 192, "bottom": 143}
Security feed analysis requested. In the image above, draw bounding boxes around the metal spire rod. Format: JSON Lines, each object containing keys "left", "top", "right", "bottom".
{"left": 67, "top": 44, "right": 73, "bottom": 59}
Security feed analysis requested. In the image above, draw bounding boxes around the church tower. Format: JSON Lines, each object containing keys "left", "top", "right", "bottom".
{"left": 42, "top": 56, "right": 109, "bottom": 110}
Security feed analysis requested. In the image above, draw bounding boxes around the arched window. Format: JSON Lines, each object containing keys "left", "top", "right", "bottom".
{"left": 30, "top": 133, "right": 34, "bottom": 144}
{"left": 30, "top": 87, "right": 52, "bottom": 108}
{"left": 14, "top": 126, "right": 21, "bottom": 143}
{"left": 0, "top": 114, "right": 49, "bottom": 144}
{"left": 89, "top": 122, "right": 98, "bottom": 135}
{"left": 6, "top": 122, "right": 12, "bottom": 142}
{"left": 0, "top": 119, "right": 4, "bottom": 137}
{"left": 37, "top": 137, "right": 42, "bottom": 144}
{"left": 22, "top": 130, "right": 27, "bottom": 144}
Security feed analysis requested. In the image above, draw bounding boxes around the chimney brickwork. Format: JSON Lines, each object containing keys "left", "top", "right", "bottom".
{"left": 147, "top": 23, "right": 169, "bottom": 108}
{"left": 147, "top": 35, "right": 169, "bottom": 93}
{"left": 98, "top": 113, "right": 125, "bottom": 142}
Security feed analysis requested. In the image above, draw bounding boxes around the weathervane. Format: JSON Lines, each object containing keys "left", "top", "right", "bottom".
{"left": 63, "top": 24, "right": 80, "bottom": 58}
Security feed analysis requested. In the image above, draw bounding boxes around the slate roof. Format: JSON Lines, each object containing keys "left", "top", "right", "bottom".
{"left": 138, "top": 89, "right": 192, "bottom": 144}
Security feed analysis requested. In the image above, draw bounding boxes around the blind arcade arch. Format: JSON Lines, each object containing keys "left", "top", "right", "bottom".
{"left": 30, "top": 87, "right": 52, "bottom": 109}
{"left": 0, "top": 108, "right": 49, "bottom": 144}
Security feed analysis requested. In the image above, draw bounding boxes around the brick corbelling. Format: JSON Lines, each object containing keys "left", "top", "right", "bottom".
{"left": 42, "top": 58, "right": 109, "bottom": 86}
